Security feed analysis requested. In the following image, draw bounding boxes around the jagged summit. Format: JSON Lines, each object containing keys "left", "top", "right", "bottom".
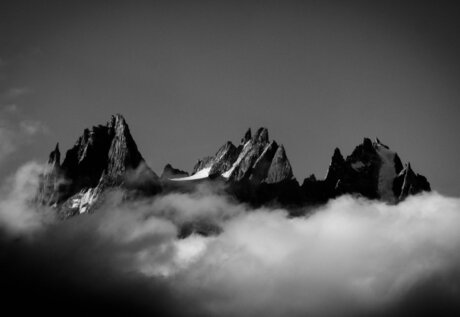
{"left": 37, "top": 118, "right": 431, "bottom": 217}
{"left": 163, "top": 132, "right": 430, "bottom": 204}
{"left": 48, "top": 143, "right": 60, "bottom": 166}
{"left": 37, "top": 114, "right": 160, "bottom": 216}
{"left": 375, "top": 137, "right": 389, "bottom": 149}
{"left": 170, "top": 127, "right": 293, "bottom": 185}
{"left": 265, "top": 145, "right": 293, "bottom": 184}
{"left": 393, "top": 162, "right": 430, "bottom": 200}
{"left": 106, "top": 114, "right": 145, "bottom": 178}
{"left": 320, "top": 137, "right": 430, "bottom": 202}
{"left": 59, "top": 113, "right": 149, "bottom": 189}
{"left": 108, "top": 113, "right": 127, "bottom": 125}
{"left": 242, "top": 128, "right": 252, "bottom": 143}
{"left": 325, "top": 148, "right": 345, "bottom": 183}
{"left": 253, "top": 127, "right": 269, "bottom": 144}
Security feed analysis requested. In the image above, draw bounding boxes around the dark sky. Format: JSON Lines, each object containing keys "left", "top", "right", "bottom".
{"left": 1, "top": 1, "right": 459, "bottom": 195}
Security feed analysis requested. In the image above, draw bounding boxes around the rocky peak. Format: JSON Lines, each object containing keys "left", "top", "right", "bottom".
{"left": 375, "top": 137, "right": 389, "bottom": 149}
{"left": 37, "top": 117, "right": 432, "bottom": 214}
{"left": 48, "top": 143, "right": 61, "bottom": 167}
{"left": 38, "top": 114, "right": 160, "bottom": 215}
{"left": 393, "top": 162, "right": 431, "bottom": 200}
{"left": 265, "top": 144, "right": 294, "bottom": 184}
{"left": 321, "top": 138, "right": 430, "bottom": 202}
{"left": 403, "top": 163, "right": 415, "bottom": 183}
{"left": 37, "top": 143, "right": 63, "bottom": 206}
{"left": 393, "top": 153, "right": 404, "bottom": 174}
{"left": 253, "top": 127, "right": 269, "bottom": 144}
{"left": 105, "top": 114, "right": 143, "bottom": 177}
{"left": 345, "top": 138, "right": 380, "bottom": 172}
{"left": 249, "top": 140, "right": 279, "bottom": 183}
{"left": 107, "top": 113, "right": 128, "bottom": 128}
{"left": 60, "top": 124, "right": 112, "bottom": 189}
{"left": 186, "top": 140, "right": 241, "bottom": 179}
{"left": 229, "top": 127, "right": 271, "bottom": 181}
{"left": 242, "top": 128, "right": 252, "bottom": 144}
{"left": 325, "top": 148, "right": 346, "bottom": 184}
{"left": 59, "top": 114, "right": 146, "bottom": 187}
{"left": 209, "top": 141, "right": 239, "bottom": 176}
{"left": 192, "top": 156, "right": 214, "bottom": 174}
{"left": 228, "top": 126, "right": 293, "bottom": 184}
{"left": 215, "top": 141, "right": 235, "bottom": 158}
{"left": 179, "top": 126, "right": 294, "bottom": 185}
{"left": 332, "top": 148, "right": 345, "bottom": 165}
{"left": 362, "top": 137, "right": 375, "bottom": 153}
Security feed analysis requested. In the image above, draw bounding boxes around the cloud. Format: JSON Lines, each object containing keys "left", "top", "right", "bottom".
{"left": 0, "top": 163, "right": 459, "bottom": 316}
{"left": 172, "top": 194, "right": 460, "bottom": 316}
{"left": 0, "top": 162, "right": 54, "bottom": 235}
{"left": 19, "top": 119, "right": 49, "bottom": 135}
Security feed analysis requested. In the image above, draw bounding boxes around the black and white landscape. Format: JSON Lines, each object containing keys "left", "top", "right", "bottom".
{"left": 1, "top": 1, "right": 460, "bottom": 316}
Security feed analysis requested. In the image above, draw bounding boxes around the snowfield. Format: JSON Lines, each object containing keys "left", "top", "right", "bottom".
{"left": 170, "top": 167, "right": 211, "bottom": 181}
{"left": 71, "top": 188, "right": 98, "bottom": 214}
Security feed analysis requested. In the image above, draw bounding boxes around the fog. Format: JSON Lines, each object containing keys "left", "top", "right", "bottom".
{"left": 1, "top": 162, "right": 460, "bottom": 316}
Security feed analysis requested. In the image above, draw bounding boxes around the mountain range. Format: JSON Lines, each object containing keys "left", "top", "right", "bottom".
{"left": 37, "top": 114, "right": 430, "bottom": 217}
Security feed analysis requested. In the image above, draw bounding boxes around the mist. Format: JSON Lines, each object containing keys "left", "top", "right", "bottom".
{"left": 1, "top": 163, "right": 460, "bottom": 316}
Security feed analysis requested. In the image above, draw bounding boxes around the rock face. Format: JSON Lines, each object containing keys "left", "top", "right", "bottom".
{"left": 265, "top": 145, "right": 294, "bottom": 184}
{"left": 37, "top": 114, "right": 161, "bottom": 216}
{"left": 161, "top": 164, "right": 189, "bottom": 179}
{"left": 164, "top": 127, "right": 298, "bottom": 206}
{"left": 208, "top": 142, "right": 240, "bottom": 177}
{"left": 36, "top": 143, "right": 62, "bottom": 206}
{"left": 170, "top": 127, "right": 294, "bottom": 186}
{"left": 393, "top": 163, "right": 431, "bottom": 200}
{"left": 166, "top": 130, "right": 430, "bottom": 205}
{"left": 316, "top": 138, "right": 430, "bottom": 202}
{"left": 38, "top": 116, "right": 431, "bottom": 218}
{"left": 192, "top": 156, "right": 214, "bottom": 175}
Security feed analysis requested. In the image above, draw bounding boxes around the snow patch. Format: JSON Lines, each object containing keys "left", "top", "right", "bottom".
{"left": 70, "top": 188, "right": 99, "bottom": 214}
{"left": 170, "top": 167, "right": 212, "bottom": 181}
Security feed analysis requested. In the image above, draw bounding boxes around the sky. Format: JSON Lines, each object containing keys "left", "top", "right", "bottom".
{"left": 1, "top": 0, "right": 460, "bottom": 195}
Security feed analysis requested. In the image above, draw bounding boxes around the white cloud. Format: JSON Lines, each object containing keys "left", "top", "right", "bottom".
{"left": 0, "top": 162, "right": 54, "bottom": 235}
{"left": 76, "top": 190, "right": 460, "bottom": 316}
{"left": 0, "top": 162, "right": 459, "bottom": 316}
{"left": 171, "top": 193, "right": 460, "bottom": 316}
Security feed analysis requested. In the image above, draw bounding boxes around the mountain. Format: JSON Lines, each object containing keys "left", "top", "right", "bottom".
{"left": 169, "top": 127, "right": 294, "bottom": 185}
{"left": 164, "top": 128, "right": 430, "bottom": 206}
{"left": 320, "top": 138, "right": 431, "bottom": 202}
{"left": 37, "top": 114, "right": 431, "bottom": 218}
{"left": 37, "top": 114, "right": 161, "bottom": 217}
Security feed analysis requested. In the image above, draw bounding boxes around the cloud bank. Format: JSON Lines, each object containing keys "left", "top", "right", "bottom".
{"left": 0, "top": 163, "right": 460, "bottom": 316}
